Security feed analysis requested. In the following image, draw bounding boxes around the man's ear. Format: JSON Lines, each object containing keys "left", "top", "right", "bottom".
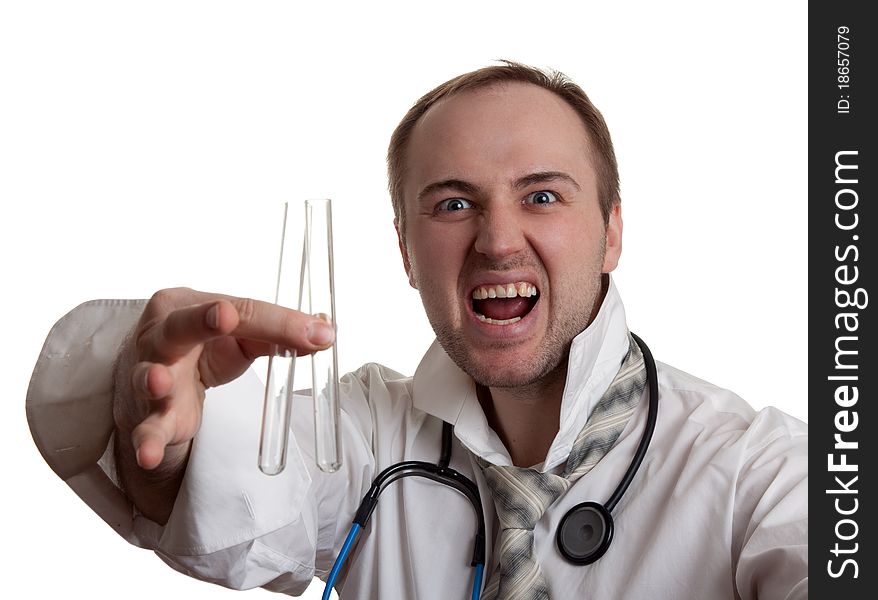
{"left": 395, "top": 218, "right": 418, "bottom": 289}
{"left": 601, "top": 203, "right": 623, "bottom": 273}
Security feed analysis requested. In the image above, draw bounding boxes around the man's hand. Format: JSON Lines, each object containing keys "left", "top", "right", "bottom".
{"left": 113, "top": 287, "right": 334, "bottom": 521}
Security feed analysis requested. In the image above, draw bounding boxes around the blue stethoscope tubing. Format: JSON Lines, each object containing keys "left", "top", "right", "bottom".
{"left": 322, "top": 333, "right": 658, "bottom": 599}
{"left": 323, "top": 523, "right": 485, "bottom": 600}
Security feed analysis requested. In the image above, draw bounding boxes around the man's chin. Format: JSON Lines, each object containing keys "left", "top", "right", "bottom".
{"left": 434, "top": 326, "right": 568, "bottom": 389}
{"left": 452, "top": 350, "right": 563, "bottom": 390}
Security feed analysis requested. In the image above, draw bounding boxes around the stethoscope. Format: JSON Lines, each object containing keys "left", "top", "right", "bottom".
{"left": 322, "top": 333, "right": 659, "bottom": 600}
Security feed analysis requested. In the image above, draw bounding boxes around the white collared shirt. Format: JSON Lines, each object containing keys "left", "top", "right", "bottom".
{"left": 27, "top": 282, "right": 807, "bottom": 599}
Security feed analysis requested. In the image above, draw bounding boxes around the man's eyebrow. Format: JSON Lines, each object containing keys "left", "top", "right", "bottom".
{"left": 513, "top": 171, "right": 582, "bottom": 191}
{"left": 416, "top": 171, "right": 581, "bottom": 202}
{"left": 417, "top": 179, "right": 482, "bottom": 202}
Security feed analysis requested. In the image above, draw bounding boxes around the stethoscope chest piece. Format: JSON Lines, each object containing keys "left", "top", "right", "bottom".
{"left": 325, "top": 334, "right": 658, "bottom": 598}
{"left": 556, "top": 501, "right": 614, "bottom": 565}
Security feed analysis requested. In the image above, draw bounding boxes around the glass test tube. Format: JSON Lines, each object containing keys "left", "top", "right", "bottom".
{"left": 258, "top": 202, "right": 305, "bottom": 475}
{"left": 258, "top": 200, "right": 342, "bottom": 475}
{"left": 304, "top": 199, "right": 342, "bottom": 473}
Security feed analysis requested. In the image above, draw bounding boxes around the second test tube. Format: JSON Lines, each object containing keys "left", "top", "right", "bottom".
{"left": 259, "top": 199, "right": 341, "bottom": 475}
{"left": 304, "top": 199, "right": 342, "bottom": 473}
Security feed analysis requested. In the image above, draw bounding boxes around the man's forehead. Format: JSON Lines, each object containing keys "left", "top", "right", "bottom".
{"left": 404, "top": 82, "right": 596, "bottom": 192}
{"left": 415, "top": 81, "right": 585, "bottom": 136}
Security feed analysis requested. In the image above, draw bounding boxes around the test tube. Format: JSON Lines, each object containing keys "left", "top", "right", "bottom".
{"left": 304, "top": 199, "right": 342, "bottom": 473}
{"left": 258, "top": 203, "right": 306, "bottom": 475}
{"left": 258, "top": 200, "right": 342, "bottom": 476}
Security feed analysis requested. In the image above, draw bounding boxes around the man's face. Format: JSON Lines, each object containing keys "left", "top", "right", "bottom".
{"left": 398, "top": 82, "right": 622, "bottom": 389}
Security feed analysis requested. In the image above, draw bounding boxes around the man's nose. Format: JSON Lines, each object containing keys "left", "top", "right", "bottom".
{"left": 473, "top": 205, "right": 527, "bottom": 260}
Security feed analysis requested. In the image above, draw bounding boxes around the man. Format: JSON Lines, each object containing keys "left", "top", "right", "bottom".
{"left": 27, "top": 63, "right": 807, "bottom": 599}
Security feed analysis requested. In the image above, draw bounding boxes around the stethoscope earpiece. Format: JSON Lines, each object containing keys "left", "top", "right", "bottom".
{"left": 556, "top": 501, "right": 614, "bottom": 565}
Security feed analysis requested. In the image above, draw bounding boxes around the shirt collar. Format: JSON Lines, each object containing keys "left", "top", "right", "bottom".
{"left": 412, "top": 276, "right": 630, "bottom": 471}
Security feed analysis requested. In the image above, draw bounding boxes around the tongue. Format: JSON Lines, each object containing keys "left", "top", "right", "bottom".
{"left": 475, "top": 297, "right": 531, "bottom": 321}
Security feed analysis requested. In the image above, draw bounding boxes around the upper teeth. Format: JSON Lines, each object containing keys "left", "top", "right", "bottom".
{"left": 471, "top": 282, "right": 538, "bottom": 300}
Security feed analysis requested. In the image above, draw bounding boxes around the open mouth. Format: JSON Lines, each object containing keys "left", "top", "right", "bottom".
{"left": 471, "top": 281, "right": 540, "bottom": 325}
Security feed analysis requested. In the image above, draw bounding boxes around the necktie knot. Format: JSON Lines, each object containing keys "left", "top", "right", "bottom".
{"left": 482, "top": 466, "right": 570, "bottom": 531}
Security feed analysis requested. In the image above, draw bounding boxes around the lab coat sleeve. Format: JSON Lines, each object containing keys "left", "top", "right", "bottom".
{"left": 26, "top": 300, "right": 380, "bottom": 595}
{"left": 151, "top": 364, "right": 381, "bottom": 594}
{"left": 732, "top": 408, "right": 808, "bottom": 600}
{"left": 26, "top": 299, "right": 147, "bottom": 542}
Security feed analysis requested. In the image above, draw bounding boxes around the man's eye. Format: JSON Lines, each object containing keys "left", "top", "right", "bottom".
{"left": 525, "top": 190, "right": 559, "bottom": 205}
{"left": 436, "top": 198, "right": 473, "bottom": 212}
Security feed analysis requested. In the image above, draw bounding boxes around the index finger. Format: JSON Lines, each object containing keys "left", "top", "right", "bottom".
{"left": 140, "top": 295, "right": 334, "bottom": 363}
{"left": 228, "top": 297, "right": 335, "bottom": 352}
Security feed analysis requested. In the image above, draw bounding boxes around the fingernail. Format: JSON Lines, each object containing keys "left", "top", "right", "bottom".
{"left": 206, "top": 304, "right": 221, "bottom": 330}
{"left": 143, "top": 367, "right": 153, "bottom": 395}
{"left": 308, "top": 320, "right": 334, "bottom": 345}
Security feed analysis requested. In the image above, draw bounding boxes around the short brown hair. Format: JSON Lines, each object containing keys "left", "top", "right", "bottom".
{"left": 387, "top": 61, "right": 620, "bottom": 241}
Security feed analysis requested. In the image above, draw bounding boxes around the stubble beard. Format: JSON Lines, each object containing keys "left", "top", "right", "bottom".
{"left": 421, "top": 241, "right": 607, "bottom": 391}
{"left": 431, "top": 280, "right": 603, "bottom": 390}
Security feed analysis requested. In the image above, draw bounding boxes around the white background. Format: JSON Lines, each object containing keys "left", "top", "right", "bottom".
{"left": 1, "top": 1, "right": 806, "bottom": 598}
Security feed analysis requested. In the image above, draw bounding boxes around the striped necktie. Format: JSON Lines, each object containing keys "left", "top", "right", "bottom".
{"left": 479, "top": 334, "right": 647, "bottom": 600}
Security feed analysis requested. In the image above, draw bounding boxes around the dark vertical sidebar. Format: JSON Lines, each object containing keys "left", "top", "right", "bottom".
{"left": 809, "top": 2, "right": 876, "bottom": 596}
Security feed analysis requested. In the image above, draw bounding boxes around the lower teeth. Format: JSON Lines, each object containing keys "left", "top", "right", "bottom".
{"left": 476, "top": 314, "right": 521, "bottom": 325}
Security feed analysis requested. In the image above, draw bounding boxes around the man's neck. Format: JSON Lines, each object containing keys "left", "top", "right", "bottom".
{"left": 477, "top": 364, "right": 568, "bottom": 468}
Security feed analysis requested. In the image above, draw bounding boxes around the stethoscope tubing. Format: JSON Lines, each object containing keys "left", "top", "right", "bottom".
{"left": 605, "top": 332, "right": 658, "bottom": 512}
{"left": 323, "top": 334, "right": 658, "bottom": 599}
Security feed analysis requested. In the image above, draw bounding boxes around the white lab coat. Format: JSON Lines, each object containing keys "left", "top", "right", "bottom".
{"left": 26, "top": 282, "right": 807, "bottom": 599}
